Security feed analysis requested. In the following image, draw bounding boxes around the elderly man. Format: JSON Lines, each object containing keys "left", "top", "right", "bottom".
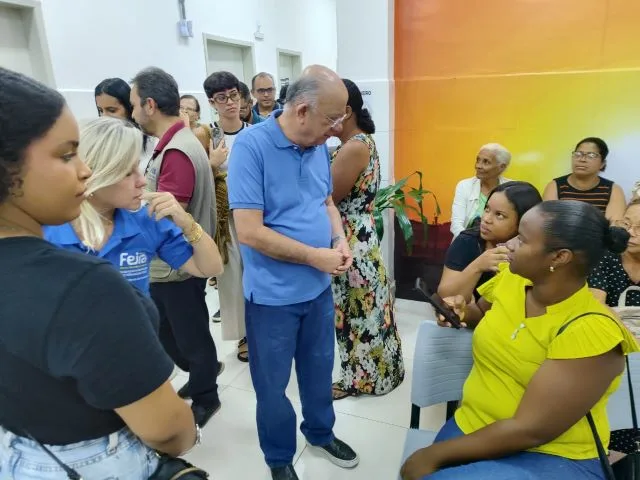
{"left": 227, "top": 65, "right": 360, "bottom": 480}
{"left": 450, "top": 143, "right": 512, "bottom": 238}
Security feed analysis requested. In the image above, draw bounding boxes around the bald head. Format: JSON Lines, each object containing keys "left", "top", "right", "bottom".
{"left": 285, "top": 64, "right": 346, "bottom": 108}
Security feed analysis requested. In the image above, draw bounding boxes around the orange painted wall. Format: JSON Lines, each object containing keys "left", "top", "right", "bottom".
{"left": 395, "top": 0, "right": 640, "bottom": 221}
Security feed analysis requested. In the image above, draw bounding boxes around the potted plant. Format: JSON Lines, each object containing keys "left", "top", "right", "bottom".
{"left": 373, "top": 171, "right": 440, "bottom": 305}
{"left": 373, "top": 171, "right": 440, "bottom": 255}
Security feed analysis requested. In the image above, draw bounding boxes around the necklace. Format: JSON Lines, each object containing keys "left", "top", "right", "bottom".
{"left": 511, "top": 322, "right": 527, "bottom": 340}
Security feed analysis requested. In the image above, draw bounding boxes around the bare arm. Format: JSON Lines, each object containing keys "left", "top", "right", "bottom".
{"left": 542, "top": 181, "right": 558, "bottom": 201}
{"left": 234, "top": 209, "right": 315, "bottom": 264}
{"left": 411, "top": 348, "right": 623, "bottom": 471}
{"left": 330, "top": 140, "right": 370, "bottom": 204}
{"left": 438, "top": 265, "right": 484, "bottom": 302}
{"left": 116, "top": 382, "right": 196, "bottom": 457}
{"left": 179, "top": 233, "right": 224, "bottom": 278}
{"left": 403, "top": 344, "right": 625, "bottom": 479}
{"left": 326, "top": 195, "right": 346, "bottom": 239}
{"left": 590, "top": 288, "right": 608, "bottom": 304}
{"left": 606, "top": 184, "right": 626, "bottom": 223}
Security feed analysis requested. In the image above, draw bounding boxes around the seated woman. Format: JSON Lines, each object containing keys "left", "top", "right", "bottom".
{"left": 0, "top": 68, "right": 198, "bottom": 478}
{"left": 543, "top": 137, "right": 626, "bottom": 222}
{"left": 45, "top": 116, "right": 224, "bottom": 297}
{"left": 401, "top": 200, "right": 638, "bottom": 480}
{"left": 450, "top": 143, "right": 512, "bottom": 238}
{"left": 590, "top": 199, "right": 640, "bottom": 307}
{"left": 438, "top": 181, "right": 542, "bottom": 301}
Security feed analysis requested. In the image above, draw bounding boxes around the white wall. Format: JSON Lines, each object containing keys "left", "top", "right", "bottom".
{"left": 336, "top": 0, "right": 396, "bottom": 276}
{"left": 40, "top": 0, "right": 337, "bottom": 123}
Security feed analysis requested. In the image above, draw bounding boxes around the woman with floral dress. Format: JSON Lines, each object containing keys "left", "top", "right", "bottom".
{"left": 330, "top": 79, "right": 404, "bottom": 400}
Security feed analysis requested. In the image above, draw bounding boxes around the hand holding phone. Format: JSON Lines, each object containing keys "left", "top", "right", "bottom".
{"left": 414, "top": 278, "right": 465, "bottom": 329}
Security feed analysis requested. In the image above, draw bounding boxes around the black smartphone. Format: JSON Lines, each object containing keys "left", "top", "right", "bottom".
{"left": 414, "top": 277, "right": 463, "bottom": 329}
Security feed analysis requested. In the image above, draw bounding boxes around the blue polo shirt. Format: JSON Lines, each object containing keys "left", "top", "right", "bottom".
{"left": 44, "top": 208, "right": 193, "bottom": 296}
{"left": 227, "top": 111, "right": 332, "bottom": 306}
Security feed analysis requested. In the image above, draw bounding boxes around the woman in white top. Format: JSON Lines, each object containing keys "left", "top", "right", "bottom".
{"left": 202, "top": 71, "right": 250, "bottom": 362}
{"left": 450, "top": 143, "right": 512, "bottom": 238}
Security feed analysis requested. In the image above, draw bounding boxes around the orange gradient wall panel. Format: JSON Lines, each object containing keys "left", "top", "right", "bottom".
{"left": 395, "top": 0, "right": 640, "bottom": 221}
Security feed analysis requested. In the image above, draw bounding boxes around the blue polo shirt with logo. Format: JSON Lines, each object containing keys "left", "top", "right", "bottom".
{"left": 44, "top": 208, "right": 193, "bottom": 296}
{"left": 227, "top": 111, "right": 332, "bottom": 306}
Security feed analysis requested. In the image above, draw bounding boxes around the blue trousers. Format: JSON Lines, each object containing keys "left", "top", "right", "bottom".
{"left": 245, "top": 287, "right": 336, "bottom": 467}
{"left": 422, "top": 418, "right": 604, "bottom": 479}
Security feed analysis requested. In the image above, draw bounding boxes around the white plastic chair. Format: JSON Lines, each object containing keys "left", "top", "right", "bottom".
{"left": 400, "top": 319, "right": 474, "bottom": 467}
{"left": 607, "top": 352, "right": 640, "bottom": 431}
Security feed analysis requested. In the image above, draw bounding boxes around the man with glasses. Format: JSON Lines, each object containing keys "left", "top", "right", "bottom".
{"left": 251, "top": 72, "right": 281, "bottom": 120}
{"left": 239, "top": 81, "right": 263, "bottom": 125}
{"left": 228, "top": 65, "right": 359, "bottom": 480}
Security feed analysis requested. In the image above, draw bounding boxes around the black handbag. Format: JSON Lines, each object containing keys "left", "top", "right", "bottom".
{"left": 23, "top": 433, "right": 209, "bottom": 480}
{"left": 558, "top": 313, "right": 640, "bottom": 479}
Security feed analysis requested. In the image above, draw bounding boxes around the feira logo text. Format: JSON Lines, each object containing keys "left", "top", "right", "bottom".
{"left": 120, "top": 252, "right": 147, "bottom": 267}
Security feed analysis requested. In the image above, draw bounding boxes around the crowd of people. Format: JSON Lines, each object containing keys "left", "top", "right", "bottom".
{"left": 1, "top": 58, "right": 640, "bottom": 480}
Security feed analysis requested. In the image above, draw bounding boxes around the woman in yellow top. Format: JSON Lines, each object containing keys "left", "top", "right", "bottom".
{"left": 401, "top": 200, "right": 639, "bottom": 480}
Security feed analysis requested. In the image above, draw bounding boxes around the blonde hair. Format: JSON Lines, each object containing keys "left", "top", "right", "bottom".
{"left": 75, "top": 117, "right": 142, "bottom": 249}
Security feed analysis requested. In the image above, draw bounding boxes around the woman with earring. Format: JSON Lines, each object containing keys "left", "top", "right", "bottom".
{"left": 44, "top": 117, "right": 224, "bottom": 297}
{"left": 330, "top": 78, "right": 404, "bottom": 400}
{"left": 0, "top": 67, "right": 200, "bottom": 479}
{"left": 542, "top": 137, "right": 626, "bottom": 222}
{"left": 180, "top": 94, "right": 211, "bottom": 154}
{"left": 94, "top": 77, "right": 156, "bottom": 172}
{"left": 401, "top": 200, "right": 638, "bottom": 480}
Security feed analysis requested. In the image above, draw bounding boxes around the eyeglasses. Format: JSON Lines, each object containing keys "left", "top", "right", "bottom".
{"left": 255, "top": 87, "right": 275, "bottom": 96}
{"left": 212, "top": 91, "right": 240, "bottom": 104}
{"left": 572, "top": 151, "right": 601, "bottom": 160}
{"left": 318, "top": 110, "right": 348, "bottom": 130}
{"left": 616, "top": 220, "right": 640, "bottom": 236}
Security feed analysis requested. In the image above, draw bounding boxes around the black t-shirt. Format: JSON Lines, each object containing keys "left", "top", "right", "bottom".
{"left": 444, "top": 229, "right": 495, "bottom": 298}
{"left": 588, "top": 252, "right": 640, "bottom": 307}
{"left": 0, "top": 237, "right": 173, "bottom": 445}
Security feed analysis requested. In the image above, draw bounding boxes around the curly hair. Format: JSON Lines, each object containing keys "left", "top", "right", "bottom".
{"left": 0, "top": 67, "right": 66, "bottom": 203}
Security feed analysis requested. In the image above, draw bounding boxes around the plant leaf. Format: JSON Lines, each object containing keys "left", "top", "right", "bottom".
{"left": 393, "top": 203, "right": 414, "bottom": 255}
{"left": 373, "top": 207, "right": 384, "bottom": 243}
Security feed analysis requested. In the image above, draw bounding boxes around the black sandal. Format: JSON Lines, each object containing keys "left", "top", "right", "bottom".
{"left": 237, "top": 337, "right": 249, "bottom": 363}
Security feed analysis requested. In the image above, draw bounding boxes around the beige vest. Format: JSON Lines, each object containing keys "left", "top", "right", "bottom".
{"left": 146, "top": 126, "right": 216, "bottom": 283}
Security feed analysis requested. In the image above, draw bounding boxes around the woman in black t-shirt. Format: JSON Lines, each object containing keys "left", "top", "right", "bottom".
{"left": 589, "top": 199, "right": 640, "bottom": 306}
{"left": 438, "top": 181, "right": 542, "bottom": 301}
{"left": 0, "top": 68, "right": 198, "bottom": 478}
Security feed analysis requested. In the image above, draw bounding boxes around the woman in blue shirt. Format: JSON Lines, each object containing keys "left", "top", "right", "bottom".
{"left": 45, "top": 117, "right": 224, "bottom": 295}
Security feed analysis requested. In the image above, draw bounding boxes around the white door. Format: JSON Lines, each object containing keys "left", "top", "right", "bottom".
{"left": 0, "top": 6, "right": 33, "bottom": 76}
{"left": 206, "top": 41, "right": 247, "bottom": 83}
{"left": 278, "top": 54, "right": 294, "bottom": 89}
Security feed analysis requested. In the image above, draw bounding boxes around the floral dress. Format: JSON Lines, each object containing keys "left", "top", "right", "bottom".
{"left": 331, "top": 133, "right": 404, "bottom": 395}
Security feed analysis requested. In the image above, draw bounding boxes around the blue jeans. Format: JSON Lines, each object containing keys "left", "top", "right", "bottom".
{"left": 422, "top": 418, "right": 604, "bottom": 479}
{"left": 0, "top": 427, "right": 158, "bottom": 479}
{"left": 245, "top": 287, "right": 336, "bottom": 467}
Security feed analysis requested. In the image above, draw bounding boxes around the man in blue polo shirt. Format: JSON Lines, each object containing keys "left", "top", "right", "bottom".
{"left": 228, "top": 65, "right": 359, "bottom": 480}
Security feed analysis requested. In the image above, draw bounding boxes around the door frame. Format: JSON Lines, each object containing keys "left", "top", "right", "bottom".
{"left": 201, "top": 33, "right": 256, "bottom": 81}
{"left": 276, "top": 48, "right": 303, "bottom": 89}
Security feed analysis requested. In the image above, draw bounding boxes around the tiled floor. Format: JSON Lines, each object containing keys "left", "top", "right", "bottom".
{"left": 173, "top": 285, "right": 446, "bottom": 479}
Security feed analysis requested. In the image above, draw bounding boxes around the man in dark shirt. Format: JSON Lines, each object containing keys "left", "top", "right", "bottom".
{"left": 131, "top": 67, "right": 221, "bottom": 428}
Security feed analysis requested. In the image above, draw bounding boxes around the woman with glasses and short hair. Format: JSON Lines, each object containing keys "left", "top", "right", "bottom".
{"left": 543, "top": 137, "right": 626, "bottom": 222}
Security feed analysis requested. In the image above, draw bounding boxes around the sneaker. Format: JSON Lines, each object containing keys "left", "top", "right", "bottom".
{"left": 192, "top": 399, "right": 221, "bottom": 428}
{"left": 177, "top": 362, "right": 225, "bottom": 399}
{"left": 307, "top": 438, "right": 359, "bottom": 469}
{"left": 270, "top": 464, "right": 299, "bottom": 480}
{"left": 211, "top": 309, "right": 221, "bottom": 323}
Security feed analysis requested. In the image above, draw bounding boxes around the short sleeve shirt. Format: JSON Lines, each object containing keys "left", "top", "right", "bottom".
{"left": 44, "top": 208, "right": 193, "bottom": 295}
{"left": 444, "top": 229, "right": 494, "bottom": 297}
{"left": 455, "top": 265, "right": 639, "bottom": 459}
{"left": 588, "top": 252, "right": 640, "bottom": 307}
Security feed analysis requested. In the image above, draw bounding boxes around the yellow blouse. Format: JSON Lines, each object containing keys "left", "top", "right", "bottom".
{"left": 455, "top": 265, "right": 639, "bottom": 459}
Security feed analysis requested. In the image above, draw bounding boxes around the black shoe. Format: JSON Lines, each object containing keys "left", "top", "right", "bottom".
{"left": 192, "top": 399, "right": 221, "bottom": 428}
{"left": 177, "top": 362, "right": 225, "bottom": 400}
{"left": 270, "top": 464, "right": 299, "bottom": 480}
{"left": 307, "top": 437, "right": 359, "bottom": 469}
{"left": 211, "top": 309, "right": 221, "bottom": 323}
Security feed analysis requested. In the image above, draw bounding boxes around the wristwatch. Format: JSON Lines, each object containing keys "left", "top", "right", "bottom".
{"left": 180, "top": 423, "right": 202, "bottom": 456}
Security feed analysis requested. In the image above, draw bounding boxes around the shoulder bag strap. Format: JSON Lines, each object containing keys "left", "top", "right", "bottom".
{"left": 556, "top": 311, "right": 627, "bottom": 480}
{"left": 23, "top": 431, "right": 82, "bottom": 479}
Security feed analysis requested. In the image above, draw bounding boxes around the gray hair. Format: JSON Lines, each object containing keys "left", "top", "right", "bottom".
{"left": 284, "top": 76, "right": 320, "bottom": 109}
{"left": 479, "top": 143, "right": 511, "bottom": 167}
{"left": 131, "top": 67, "right": 180, "bottom": 117}
{"left": 251, "top": 72, "right": 275, "bottom": 90}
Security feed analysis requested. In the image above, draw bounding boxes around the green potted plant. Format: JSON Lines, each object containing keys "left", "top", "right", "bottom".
{"left": 373, "top": 171, "right": 440, "bottom": 255}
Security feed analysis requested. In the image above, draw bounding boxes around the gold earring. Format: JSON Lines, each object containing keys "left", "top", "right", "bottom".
{"left": 549, "top": 266, "right": 555, "bottom": 273}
